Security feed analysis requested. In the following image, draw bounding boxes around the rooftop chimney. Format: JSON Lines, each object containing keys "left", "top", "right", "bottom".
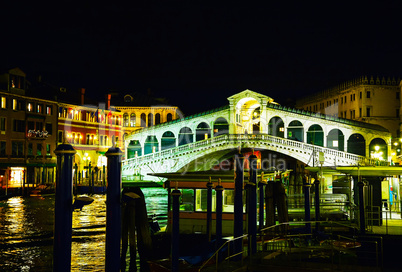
{"left": 107, "top": 94, "right": 111, "bottom": 110}
{"left": 81, "top": 88, "right": 85, "bottom": 105}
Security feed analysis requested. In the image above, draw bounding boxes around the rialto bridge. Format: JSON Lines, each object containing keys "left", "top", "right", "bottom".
{"left": 122, "top": 90, "right": 391, "bottom": 182}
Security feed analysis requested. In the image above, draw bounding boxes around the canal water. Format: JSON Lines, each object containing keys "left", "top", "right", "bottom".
{"left": 0, "top": 187, "right": 168, "bottom": 271}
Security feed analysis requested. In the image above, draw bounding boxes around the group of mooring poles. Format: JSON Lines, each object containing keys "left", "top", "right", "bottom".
{"left": 169, "top": 153, "right": 260, "bottom": 271}
{"left": 52, "top": 141, "right": 123, "bottom": 272}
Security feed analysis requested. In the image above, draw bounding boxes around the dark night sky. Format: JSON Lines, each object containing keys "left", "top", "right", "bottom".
{"left": 2, "top": 1, "right": 402, "bottom": 115}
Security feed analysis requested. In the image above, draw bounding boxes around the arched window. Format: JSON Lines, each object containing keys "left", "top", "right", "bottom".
{"left": 155, "top": 113, "right": 161, "bottom": 125}
{"left": 130, "top": 113, "right": 136, "bottom": 127}
{"left": 141, "top": 113, "right": 146, "bottom": 127}
{"left": 123, "top": 113, "right": 129, "bottom": 127}
{"left": 148, "top": 113, "right": 153, "bottom": 127}
{"left": 167, "top": 113, "right": 173, "bottom": 122}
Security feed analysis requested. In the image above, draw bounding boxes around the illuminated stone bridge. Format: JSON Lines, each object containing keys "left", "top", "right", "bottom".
{"left": 122, "top": 90, "right": 391, "bottom": 182}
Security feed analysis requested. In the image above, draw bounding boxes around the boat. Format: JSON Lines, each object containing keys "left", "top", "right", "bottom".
{"left": 30, "top": 184, "right": 55, "bottom": 197}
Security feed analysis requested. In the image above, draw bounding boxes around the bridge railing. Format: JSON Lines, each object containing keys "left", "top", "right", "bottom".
{"left": 122, "top": 134, "right": 386, "bottom": 167}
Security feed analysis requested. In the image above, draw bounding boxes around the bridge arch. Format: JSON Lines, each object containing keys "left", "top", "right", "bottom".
{"left": 161, "top": 131, "right": 176, "bottom": 150}
{"left": 179, "top": 127, "right": 193, "bottom": 146}
{"left": 327, "top": 128, "right": 344, "bottom": 151}
{"left": 268, "top": 116, "right": 284, "bottom": 138}
{"left": 287, "top": 120, "right": 304, "bottom": 142}
{"left": 307, "top": 124, "right": 324, "bottom": 146}
{"left": 196, "top": 122, "right": 211, "bottom": 141}
{"left": 213, "top": 117, "right": 229, "bottom": 136}
{"left": 347, "top": 133, "right": 366, "bottom": 156}
{"left": 233, "top": 95, "right": 262, "bottom": 134}
{"left": 369, "top": 138, "right": 388, "bottom": 160}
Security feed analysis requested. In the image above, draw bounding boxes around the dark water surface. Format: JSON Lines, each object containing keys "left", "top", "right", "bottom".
{"left": 0, "top": 187, "right": 168, "bottom": 271}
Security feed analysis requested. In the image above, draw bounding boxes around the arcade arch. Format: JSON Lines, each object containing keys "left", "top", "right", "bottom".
{"left": 307, "top": 124, "right": 324, "bottom": 146}
{"left": 347, "top": 133, "right": 366, "bottom": 156}
{"left": 213, "top": 118, "right": 229, "bottom": 136}
{"left": 196, "top": 122, "right": 211, "bottom": 141}
{"left": 268, "top": 116, "right": 284, "bottom": 138}
{"left": 179, "top": 127, "right": 193, "bottom": 146}
{"left": 369, "top": 138, "right": 388, "bottom": 160}
{"left": 287, "top": 120, "right": 304, "bottom": 142}
{"left": 327, "top": 129, "right": 344, "bottom": 151}
{"left": 161, "top": 131, "right": 176, "bottom": 150}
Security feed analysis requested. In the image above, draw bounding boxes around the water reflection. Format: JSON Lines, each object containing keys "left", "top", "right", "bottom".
{"left": 0, "top": 187, "right": 168, "bottom": 271}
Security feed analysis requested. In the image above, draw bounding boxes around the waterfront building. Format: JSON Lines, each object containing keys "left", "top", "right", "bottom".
{"left": 0, "top": 68, "right": 182, "bottom": 190}
{"left": 111, "top": 92, "right": 181, "bottom": 158}
{"left": 294, "top": 76, "right": 401, "bottom": 162}
{"left": 0, "top": 68, "right": 58, "bottom": 190}
{"left": 56, "top": 92, "right": 124, "bottom": 187}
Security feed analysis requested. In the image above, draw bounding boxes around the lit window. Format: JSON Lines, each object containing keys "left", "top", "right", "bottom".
{"left": 27, "top": 102, "right": 33, "bottom": 112}
{"left": 12, "top": 99, "right": 17, "bottom": 110}
{"left": 46, "top": 105, "right": 52, "bottom": 115}
{"left": 1, "top": 97, "right": 6, "bottom": 109}
{"left": 37, "top": 104, "right": 43, "bottom": 113}
{"left": 0, "top": 117, "right": 5, "bottom": 132}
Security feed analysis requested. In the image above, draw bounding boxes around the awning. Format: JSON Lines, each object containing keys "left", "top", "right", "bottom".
{"left": 306, "top": 166, "right": 402, "bottom": 177}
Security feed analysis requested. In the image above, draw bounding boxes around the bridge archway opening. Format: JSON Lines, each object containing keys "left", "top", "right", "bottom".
{"left": 287, "top": 120, "right": 304, "bottom": 142}
{"left": 196, "top": 122, "right": 211, "bottom": 141}
{"left": 268, "top": 116, "right": 284, "bottom": 138}
{"left": 144, "top": 135, "right": 159, "bottom": 154}
{"left": 307, "top": 124, "right": 324, "bottom": 146}
{"left": 179, "top": 127, "right": 193, "bottom": 146}
{"left": 369, "top": 138, "right": 387, "bottom": 160}
{"left": 235, "top": 97, "right": 261, "bottom": 134}
{"left": 347, "top": 133, "right": 366, "bottom": 156}
{"left": 213, "top": 117, "right": 229, "bottom": 136}
{"left": 127, "top": 140, "right": 142, "bottom": 158}
{"left": 161, "top": 131, "right": 176, "bottom": 150}
{"left": 327, "top": 129, "right": 344, "bottom": 151}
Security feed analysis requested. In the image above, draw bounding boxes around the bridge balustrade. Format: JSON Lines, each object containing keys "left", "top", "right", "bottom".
{"left": 122, "top": 134, "right": 387, "bottom": 172}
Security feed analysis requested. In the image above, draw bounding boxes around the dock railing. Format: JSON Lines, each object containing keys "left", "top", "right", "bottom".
{"left": 198, "top": 234, "right": 248, "bottom": 272}
{"left": 199, "top": 220, "right": 383, "bottom": 271}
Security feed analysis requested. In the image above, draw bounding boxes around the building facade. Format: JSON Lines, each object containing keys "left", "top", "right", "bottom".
{"left": 0, "top": 68, "right": 58, "bottom": 191}
{"left": 295, "top": 76, "right": 401, "bottom": 162}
